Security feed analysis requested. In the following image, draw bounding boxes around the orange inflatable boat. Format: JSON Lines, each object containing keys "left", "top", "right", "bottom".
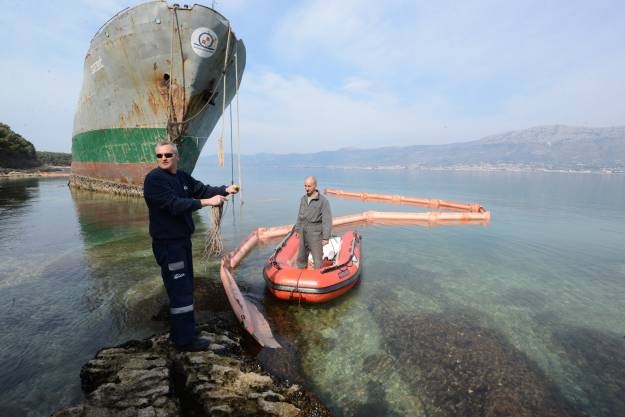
{"left": 263, "top": 229, "right": 362, "bottom": 303}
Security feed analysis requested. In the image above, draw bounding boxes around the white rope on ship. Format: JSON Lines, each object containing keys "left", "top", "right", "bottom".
{"left": 167, "top": 9, "right": 175, "bottom": 139}
{"left": 234, "top": 44, "right": 243, "bottom": 205}
{"left": 173, "top": 8, "right": 186, "bottom": 115}
{"left": 167, "top": 25, "right": 238, "bottom": 131}
{"left": 164, "top": 6, "right": 188, "bottom": 143}
{"left": 217, "top": 24, "right": 232, "bottom": 167}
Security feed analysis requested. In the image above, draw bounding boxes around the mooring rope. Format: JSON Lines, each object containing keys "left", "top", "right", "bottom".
{"left": 234, "top": 45, "right": 243, "bottom": 205}
{"left": 217, "top": 24, "right": 232, "bottom": 166}
{"left": 166, "top": 9, "right": 175, "bottom": 140}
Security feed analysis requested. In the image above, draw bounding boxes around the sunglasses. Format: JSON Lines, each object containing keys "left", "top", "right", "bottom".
{"left": 156, "top": 153, "right": 176, "bottom": 159}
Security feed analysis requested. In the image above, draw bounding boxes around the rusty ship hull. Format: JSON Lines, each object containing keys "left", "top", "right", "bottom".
{"left": 71, "top": 1, "right": 245, "bottom": 191}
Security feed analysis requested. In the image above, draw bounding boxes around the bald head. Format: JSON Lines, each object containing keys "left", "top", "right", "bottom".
{"left": 304, "top": 176, "right": 317, "bottom": 197}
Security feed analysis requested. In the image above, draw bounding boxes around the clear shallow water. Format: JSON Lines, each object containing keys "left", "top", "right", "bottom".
{"left": 1, "top": 168, "right": 624, "bottom": 417}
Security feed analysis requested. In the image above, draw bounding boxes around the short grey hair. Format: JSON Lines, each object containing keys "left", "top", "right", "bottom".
{"left": 155, "top": 140, "right": 178, "bottom": 153}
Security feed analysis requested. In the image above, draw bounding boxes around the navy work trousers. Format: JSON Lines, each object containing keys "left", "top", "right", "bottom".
{"left": 152, "top": 238, "right": 195, "bottom": 347}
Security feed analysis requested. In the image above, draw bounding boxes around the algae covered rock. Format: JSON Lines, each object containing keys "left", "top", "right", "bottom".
{"left": 52, "top": 325, "right": 333, "bottom": 417}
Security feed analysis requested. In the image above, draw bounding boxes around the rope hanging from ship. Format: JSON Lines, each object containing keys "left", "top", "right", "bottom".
{"left": 193, "top": 23, "right": 244, "bottom": 260}
{"left": 217, "top": 24, "right": 232, "bottom": 166}
{"left": 234, "top": 43, "right": 244, "bottom": 205}
{"left": 166, "top": 7, "right": 186, "bottom": 142}
{"left": 164, "top": 8, "right": 239, "bottom": 148}
{"left": 162, "top": 8, "right": 244, "bottom": 259}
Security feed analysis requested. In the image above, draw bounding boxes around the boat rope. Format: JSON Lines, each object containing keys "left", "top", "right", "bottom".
{"left": 229, "top": 98, "right": 235, "bottom": 188}
{"left": 217, "top": 24, "right": 232, "bottom": 167}
{"left": 164, "top": 6, "right": 187, "bottom": 143}
{"left": 164, "top": 13, "right": 239, "bottom": 149}
{"left": 234, "top": 44, "right": 244, "bottom": 205}
{"left": 169, "top": 65, "right": 229, "bottom": 126}
{"left": 295, "top": 268, "right": 304, "bottom": 306}
{"left": 174, "top": 8, "right": 186, "bottom": 120}
{"left": 166, "top": 9, "right": 175, "bottom": 140}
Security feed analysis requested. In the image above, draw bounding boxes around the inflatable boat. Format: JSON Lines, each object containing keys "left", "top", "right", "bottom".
{"left": 263, "top": 229, "right": 362, "bottom": 303}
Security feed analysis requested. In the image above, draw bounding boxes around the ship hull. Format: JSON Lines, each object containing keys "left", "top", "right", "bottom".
{"left": 71, "top": 1, "right": 245, "bottom": 189}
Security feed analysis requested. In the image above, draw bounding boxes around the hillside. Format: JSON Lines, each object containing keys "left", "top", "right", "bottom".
{"left": 0, "top": 123, "right": 72, "bottom": 171}
{"left": 0, "top": 123, "right": 39, "bottom": 169}
{"left": 236, "top": 125, "right": 625, "bottom": 172}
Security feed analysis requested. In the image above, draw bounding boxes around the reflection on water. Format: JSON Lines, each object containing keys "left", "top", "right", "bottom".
{"left": 68, "top": 187, "right": 166, "bottom": 332}
{"left": 1, "top": 168, "right": 625, "bottom": 417}
{"left": 0, "top": 179, "right": 168, "bottom": 417}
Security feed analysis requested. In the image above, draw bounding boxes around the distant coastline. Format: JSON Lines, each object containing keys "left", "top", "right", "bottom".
{"left": 307, "top": 164, "right": 625, "bottom": 174}
{"left": 0, "top": 166, "right": 71, "bottom": 178}
{"left": 212, "top": 161, "right": 625, "bottom": 175}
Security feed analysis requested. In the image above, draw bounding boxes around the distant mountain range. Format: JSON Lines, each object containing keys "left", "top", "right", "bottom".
{"left": 213, "top": 125, "right": 625, "bottom": 173}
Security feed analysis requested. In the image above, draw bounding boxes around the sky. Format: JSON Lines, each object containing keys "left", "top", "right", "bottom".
{"left": 1, "top": 0, "right": 624, "bottom": 155}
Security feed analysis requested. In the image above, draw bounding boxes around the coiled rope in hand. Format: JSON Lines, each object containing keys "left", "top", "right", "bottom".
{"left": 202, "top": 202, "right": 226, "bottom": 264}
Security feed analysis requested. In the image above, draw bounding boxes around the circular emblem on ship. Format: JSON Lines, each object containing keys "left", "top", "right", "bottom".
{"left": 191, "top": 27, "right": 218, "bottom": 58}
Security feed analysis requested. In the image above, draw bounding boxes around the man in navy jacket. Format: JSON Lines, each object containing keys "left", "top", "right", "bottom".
{"left": 144, "top": 140, "right": 238, "bottom": 351}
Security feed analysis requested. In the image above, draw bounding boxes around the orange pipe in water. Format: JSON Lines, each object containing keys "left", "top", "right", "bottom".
{"left": 325, "top": 188, "right": 486, "bottom": 213}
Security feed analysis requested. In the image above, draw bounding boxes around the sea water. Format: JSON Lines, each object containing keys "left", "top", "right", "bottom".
{"left": 0, "top": 167, "right": 624, "bottom": 417}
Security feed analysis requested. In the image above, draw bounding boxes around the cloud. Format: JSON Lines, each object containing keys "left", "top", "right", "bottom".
{"left": 2, "top": 0, "right": 624, "bottom": 155}
{"left": 341, "top": 76, "right": 373, "bottom": 95}
{"left": 494, "top": 58, "right": 625, "bottom": 129}
{"left": 273, "top": 0, "right": 625, "bottom": 100}
{"left": 251, "top": 0, "right": 625, "bottom": 151}
{"left": 207, "top": 70, "right": 465, "bottom": 155}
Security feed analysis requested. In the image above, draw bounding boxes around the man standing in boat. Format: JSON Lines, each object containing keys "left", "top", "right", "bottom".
{"left": 295, "top": 176, "right": 332, "bottom": 269}
{"left": 144, "top": 140, "right": 239, "bottom": 352}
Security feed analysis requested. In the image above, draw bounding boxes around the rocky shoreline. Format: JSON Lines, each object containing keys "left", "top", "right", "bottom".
{"left": 51, "top": 322, "right": 333, "bottom": 417}
{"left": 0, "top": 166, "right": 71, "bottom": 178}
{"left": 51, "top": 275, "right": 334, "bottom": 417}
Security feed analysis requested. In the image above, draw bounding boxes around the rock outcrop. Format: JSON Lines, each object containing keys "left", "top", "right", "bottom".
{"left": 52, "top": 324, "right": 332, "bottom": 417}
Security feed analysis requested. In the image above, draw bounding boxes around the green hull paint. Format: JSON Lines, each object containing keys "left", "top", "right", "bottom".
{"left": 72, "top": 128, "right": 202, "bottom": 173}
{"left": 72, "top": 128, "right": 165, "bottom": 163}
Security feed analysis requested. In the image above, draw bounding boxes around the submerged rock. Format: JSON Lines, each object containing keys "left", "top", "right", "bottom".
{"left": 52, "top": 324, "right": 333, "bottom": 417}
{"left": 372, "top": 305, "right": 580, "bottom": 417}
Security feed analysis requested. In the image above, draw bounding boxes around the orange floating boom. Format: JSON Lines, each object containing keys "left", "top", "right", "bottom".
{"left": 220, "top": 189, "right": 491, "bottom": 348}
{"left": 325, "top": 188, "right": 486, "bottom": 213}
{"left": 220, "top": 259, "right": 281, "bottom": 348}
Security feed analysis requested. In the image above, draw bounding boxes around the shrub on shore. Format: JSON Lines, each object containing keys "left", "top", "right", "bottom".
{"left": 37, "top": 151, "right": 72, "bottom": 166}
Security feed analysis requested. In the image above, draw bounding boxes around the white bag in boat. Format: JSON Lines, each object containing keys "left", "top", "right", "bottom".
{"left": 309, "top": 236, "right": 342, "bottom": 263}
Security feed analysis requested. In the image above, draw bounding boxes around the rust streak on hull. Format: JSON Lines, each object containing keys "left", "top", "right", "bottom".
{"left": 72, "top": 161, "right": 156, "bottom": 186}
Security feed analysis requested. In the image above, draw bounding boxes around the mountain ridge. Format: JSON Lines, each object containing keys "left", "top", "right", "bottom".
{"left": 203, "top": 125, "right": 625, "bottom": 172}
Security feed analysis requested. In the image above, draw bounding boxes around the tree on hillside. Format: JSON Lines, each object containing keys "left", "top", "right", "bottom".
{"left": 37, "top": 151, "right": 72, "bottom": 166}
{"left": 0, "top": 123, "right": 41, "bottom": 169}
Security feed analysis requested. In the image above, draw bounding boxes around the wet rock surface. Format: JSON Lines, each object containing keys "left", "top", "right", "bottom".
{"left": 52, "top": 322, "right": 333, "bottom": 417}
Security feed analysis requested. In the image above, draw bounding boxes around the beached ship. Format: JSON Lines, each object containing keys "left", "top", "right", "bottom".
{"left": 70, "top": 1, "right": 245, "bottom": 194}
